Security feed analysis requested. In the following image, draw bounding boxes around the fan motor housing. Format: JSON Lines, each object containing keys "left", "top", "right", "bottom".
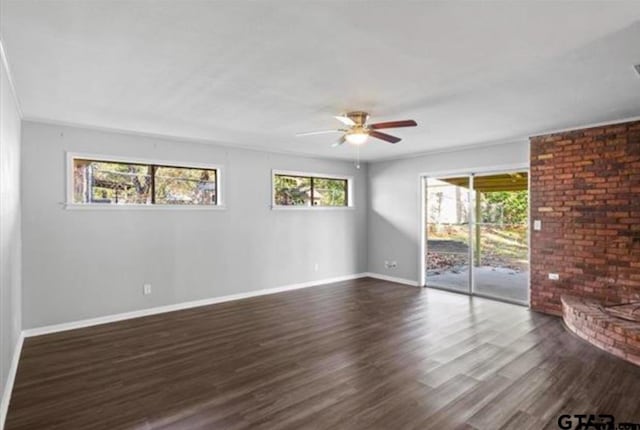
{"left": 346, "top": 111, "right": 369, "bottom": 126}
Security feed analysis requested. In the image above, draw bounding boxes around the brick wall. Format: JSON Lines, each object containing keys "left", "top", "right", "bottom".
{"left": 530, "top": 120, "right": 640, "bottom": 315}
{"left": 562, "top": 296, "right": 640, "bottom": 366}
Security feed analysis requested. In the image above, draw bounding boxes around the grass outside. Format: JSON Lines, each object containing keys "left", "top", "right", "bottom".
{"left": 426, "top": 224, "right": 528, "bottom": 272}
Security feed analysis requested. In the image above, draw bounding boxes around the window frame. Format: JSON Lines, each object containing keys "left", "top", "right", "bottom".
{"left": 271, "top": 169, "right": 354, "bottom": 210}
{"left": 65, "top": 152, "right": 225, "bottom": 210}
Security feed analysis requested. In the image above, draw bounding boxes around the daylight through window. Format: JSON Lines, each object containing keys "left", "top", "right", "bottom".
{"left": 72, "top": 158, "right": 218, "bottom": 206}
{"left": 273, "top": 173, "right": 349, "bottom": 207}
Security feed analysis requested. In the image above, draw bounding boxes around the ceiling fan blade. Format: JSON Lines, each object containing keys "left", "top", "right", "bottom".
{"left": 334, "top": 116, "right": 356, "bottom": 126}
{"left": 369, "top": 130, "right": 401, "bottom": 144}
{"left": 369, "top": 120, "right": 417, "bottom": 130}
{"left": 332, "top": 135, "right": 346, "bottom": 148}
{"left": 295, "top": 129, "right": 343, "bottom": 137}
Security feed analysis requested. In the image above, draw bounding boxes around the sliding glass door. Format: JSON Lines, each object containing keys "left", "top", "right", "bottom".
{"left": 424, "top": 171, "right": 529, "bottom": 304}
{"left": 425, "top": 176, "right": 472, "bottom": 294}
{"left": 473, "top": 172, "right": 529, "bottom": 303}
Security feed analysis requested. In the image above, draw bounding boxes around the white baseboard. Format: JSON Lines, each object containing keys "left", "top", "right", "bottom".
{"left": 1, "top": 332, "right": 24, "bottom": 430}
{"left": 23, "top": 273, "right": 370, "bottom": 337}
{"left": 365, "top": 272, "right": 420, "bottom": 287}
{"left": 3, "top": 272, "right": 415, "bottom": 428}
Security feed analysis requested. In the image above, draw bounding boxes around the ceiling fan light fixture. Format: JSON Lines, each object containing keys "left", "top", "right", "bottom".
{"left": 295, "top": 111, "right": 416, "bottom": 147}
{"left": 345, "top": 132, "right": 368, "bottom": 145}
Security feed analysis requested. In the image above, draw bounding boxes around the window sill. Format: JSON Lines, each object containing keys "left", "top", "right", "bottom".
{"left": 270, "top": 205, "right": 355, "bottom": 211}
{"left": 64, "top": 203, "right": 227, "bottom": 211}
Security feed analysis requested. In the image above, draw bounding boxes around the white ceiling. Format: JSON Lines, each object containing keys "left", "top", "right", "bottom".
{"left": 2, "top": 1, "right": 640, "bottom": 161}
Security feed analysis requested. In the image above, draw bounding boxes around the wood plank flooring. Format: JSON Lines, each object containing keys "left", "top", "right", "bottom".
{"left": 6, "top": 278, "right": 640, "bottom": 429}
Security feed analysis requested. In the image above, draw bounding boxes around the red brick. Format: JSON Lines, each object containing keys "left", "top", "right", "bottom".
{"left": 561, "top": 296, "right": 640, "bottom": 367}
{"left": 531, "top": 119, "right": 640, "bottom": 315}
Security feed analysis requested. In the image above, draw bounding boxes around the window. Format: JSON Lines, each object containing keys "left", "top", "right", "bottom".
{"left": 273, "top": 171, "right": 350, "bottom": 208}
{"left": 70, "top": 156, "right": 220, "bottom": 206}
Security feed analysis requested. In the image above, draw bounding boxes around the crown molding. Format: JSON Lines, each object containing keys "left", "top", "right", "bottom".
{"left": 369, "top": 137, "right": 529, "bottom": 163}
{"left": 368, "top": 114, "right": 640, "bottom": 164}
{"left": 529, "top": 115, "right": 640, "bottom": 138}
{"left": 0, "top": 37, "right": 23, "bottom": 118}
{"left": 22, "top": 116, "right": 369, "bottom": 166}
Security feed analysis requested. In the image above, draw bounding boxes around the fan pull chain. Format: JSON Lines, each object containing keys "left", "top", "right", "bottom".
{"left": 355, "top": 146, "right": 361, "bottom": 169}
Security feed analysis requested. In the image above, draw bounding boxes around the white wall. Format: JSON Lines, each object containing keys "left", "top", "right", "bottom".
{"left": 21, "top": 121, "right": 368, "bottom": 329}
{"left": 0, "top": 47, "right": 22, "bottom": 417}
{"left": 367, "top": 142, "right": 529, "bottom": 283}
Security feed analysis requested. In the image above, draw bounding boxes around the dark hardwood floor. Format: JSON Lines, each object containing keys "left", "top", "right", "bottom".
{"left": 6, "top": 278, "right": 640, "bottom": 429}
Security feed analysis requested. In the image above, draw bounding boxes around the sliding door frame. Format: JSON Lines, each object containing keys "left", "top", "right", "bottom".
{"left": 419, "top": 163, "right": 530, "bottom": 307}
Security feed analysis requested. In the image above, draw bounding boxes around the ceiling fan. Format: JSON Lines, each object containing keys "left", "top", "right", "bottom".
{"left": 296, "top": 111, "right": 417, "bottom": 147}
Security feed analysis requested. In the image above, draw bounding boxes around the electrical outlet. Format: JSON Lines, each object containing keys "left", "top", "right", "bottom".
{"left": 548, "top": 273, "right": 559, "bottom": 281}
{"left": 314, "top": 263, "right": 319, "bottom": 272}
{"left": 533, "top": 220, "right": 542, "bottom": 231}
{"left": 143, "top": 283, "right": 152, "bottom": 295}
{"left": 390, "top": 261, "right": 398, "bottom": 268}
{"left": 385, "top": 260, "right": 398, "bottom": 269}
